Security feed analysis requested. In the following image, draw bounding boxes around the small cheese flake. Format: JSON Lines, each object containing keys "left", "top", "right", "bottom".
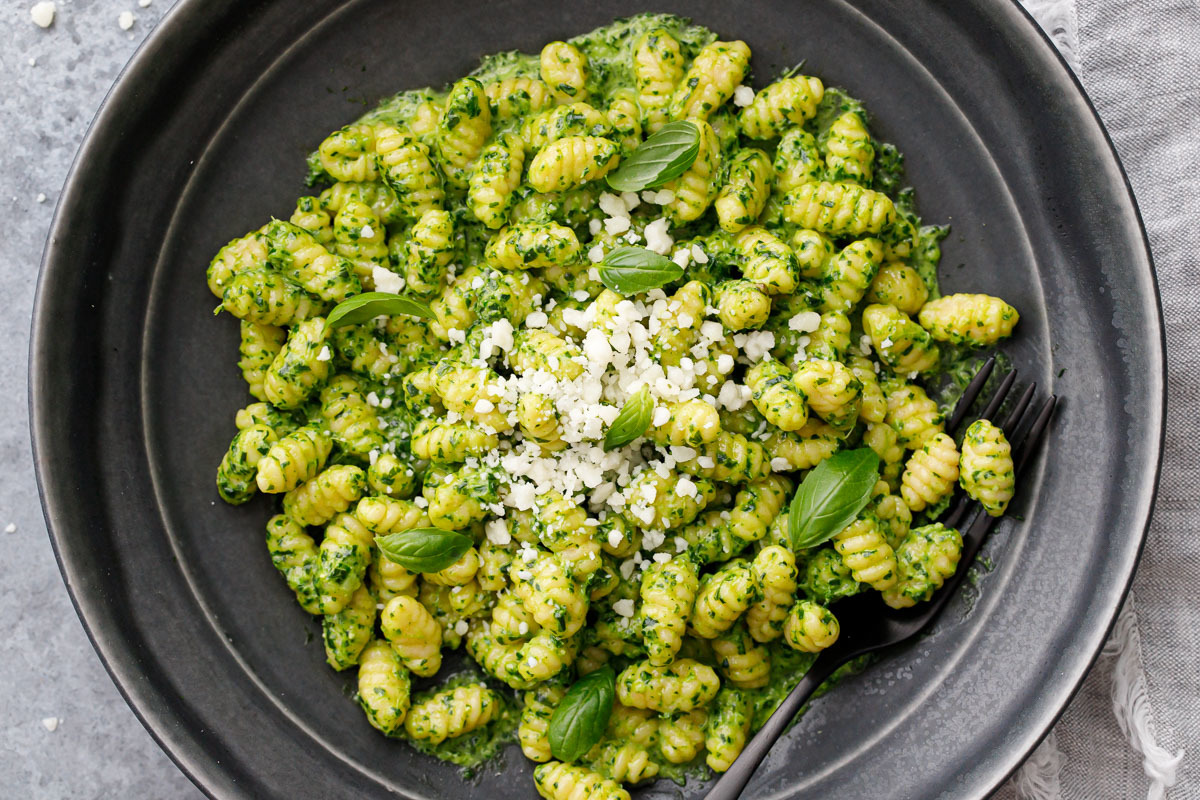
{"left": 672, "top": 249, "right": 691, "bottom": 268}
{"left": 643, "top": 218, "right": 673, "bottom": 254}
{"left": 315, "top": 345, "right": 332, "bottom": 362}
{"left": 788, "top": 311, "right": 822, "bottom": 333}
{"left": 676, "top": 477, "right": 697, "bottom": 498}
{"left": 360, "top": 224, "right": 374, "bottom": 239}
{"left": 653, "top": 552, "right": 672, "bottom": 564}
{"left": 525, "top": 311, "right": 548, "bottom": 328}
{"left": 612, "top": 599, "right": 635, "bottom": 618}
{"left": 485, "top": 519, "right": 511, "bottom": 545}
{"left": 118, "top": 10, "right": 134, "bottom": 29}
{"left": 619, "top": 559, "right": 638, "bottom": 580}
{"left": 36, "top": 193, "right": 46, "bottom": 203}
{"left": 607, "top": 528, "right": 624, "bottom": 549}
{"left": 138, "top": 0, "right": 152, "bottom": 6}
{"left": 674, "top": 536, "right": 689, "bottom": 553}
{"left": 518, "top": 621, "right": 529, "bottom": 635}
{"left": 652, "top": 406, "right": 672, "bottom": 427}
{"left": 454, "top": 620, "right": 469, "bottom": 636}
{"left": 4, "top": 523, "right": 15, "bottom": 534}
{"left": 366, "top": 391, "right": 380, "bottom": 407}
{"left": 515, "top": 569, "right": 533, "bottom": 581}
{"left": 371, "top": 265, "right": 405, "bottom": 294}
{"left": 770, "top": 457, "right": 792, "bottom": 472}
{"left": 28, "top": 57, "right": 37, "bottom": 66}
{"left": 41, "top": 717, "right": 59, "bottom": 732}
{"left": 691, "top": 244, "right": 709, "bottom": 264}
{"left": 30, "top": 2, "right": 55, "bottom": 28}
{"left": 604, "top": 215, "right": 631, "bottom": 235}
{"left": 588, "top": 245, "right": 605, "bottom": 263}
{"left": 859, "top": 335, "right": 873, "bottom": 355}
{"left": 474, "top": 398, "right": 495, "bottom": 414}
{"left": 732, "top": 85, "right": 755, "bottom": 107}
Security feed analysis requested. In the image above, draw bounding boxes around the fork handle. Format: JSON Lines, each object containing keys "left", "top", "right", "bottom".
{"left": 703, "top": 656, "right": 839, "bottom": 800}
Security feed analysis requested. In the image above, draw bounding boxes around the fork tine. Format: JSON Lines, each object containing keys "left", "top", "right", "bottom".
{"left": 1012, "top": 396, "right": 1057, "bottom": 473}
{"left": 946, "top": 356, "right": 996, "bottom": 431}
{"left": 977, "top": 370, "right": 1017, "bottom": 423}
{"left": 1001, "top": 382, "right": 1037, "bottom": 433}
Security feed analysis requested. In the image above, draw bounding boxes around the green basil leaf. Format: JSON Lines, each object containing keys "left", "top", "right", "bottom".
{"left": 326, "top": 291, "right": 434, "bottom": 330}
{"left": 548, "top": 666, "right": 615, "bottom": 762}
{"left": 604, "top": 386, "right": 654, "bottom": 450}
{"left": 789, "top": 449, "right": 881, "bottom": 550}
{"left": 376, "top": 527, "right": 473, "bottom": 573}
{"left": 598, "top": 247, "right": 685, "bottom": 295}
{"left": 605, "top": 121, "right": 700, "bottom": 192}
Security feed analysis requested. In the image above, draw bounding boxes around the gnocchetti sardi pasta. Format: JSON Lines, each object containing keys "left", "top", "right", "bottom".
{"left": 207, "top": 13, "right": 1021, "bottom": 796}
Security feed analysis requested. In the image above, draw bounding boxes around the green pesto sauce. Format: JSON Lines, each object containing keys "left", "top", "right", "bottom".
{"left": 291, "top": 11, "right": 983, "bottom": 775}
{"left": 404, "top": 672, "right": 519, "bottom": 776}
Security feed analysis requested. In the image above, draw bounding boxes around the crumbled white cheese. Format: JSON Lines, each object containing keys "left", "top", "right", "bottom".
{"left": 734, "top": 331, "right": 776, "bottom": 362}
{"left": 653, "top": 189, "right": 676, "bottom": 205}
{"left": 315, "top": 345, "right": 331, "bottom": 362}
{"left": 525, "top": 311, "right": 548, "bottom": 329}
{"left": 360, "top": 224, "right": 374, "bottom": 239}
{"left": 652, "top": 552, "right": 672, "bottom": 564}
{"left": 30, "top": 2, "right": 55, "bottom": 28}
{"left": 515, "top": 569, "right": 533, "bottom": 581}
{"left": 118, "top": 10, "right": 134, "bottom": 29}
{"left": 447, "top": 327, "right": 466, "bottom": 344}
{"left": 771, "top": 457, "right": 792, "bottom": 472}
{"left": 652, "top": 406, "right": 671, "bottom": 427}
{"left": 604, "top": 215, "right": 632, "bottom": 235}
{"left": 732, "top": 85, "right": 756, "bottom": 107}
{"left": 138, "top": 0, "right": 152, "bottom": 6}
{"left": 788, "top": 311, "right": 822, "bottom": 333}
{"left": 677, "top": 477, "right": 697, "bottom": 498}
{"left": 4, "top": 523, "right": 15, "bottom": 534}
{"left": 588, "top": 245, "right": 605, "bottom": 263}
{"left": 28, "top": 57, "right": 37, "bottom": 67}
{"left": 454, "top": 620, "right": 469, "bottom": 636}
{"left": 36, "top": 193, "right": 46, "bottom": 203}
{"left": 371, "top": 265, "right": 405, "bottom": 294}
{"left": 41, "top": 717, "right": 59, "bottom": 732}
{"left": 588, "top": 218, "right": 603, "bottom": 236}
{"left": 612, "top": 599, "right": 635, "bottom": 618}
{"left": 859, "top": 335, "right": 873, "bottom": 355}
{"left": 691, "top": 244, "right": 709, "bottom": 264}
{"left": 485, "top": 519, "right": 511, "bottom": 545}
{"left": 675, "top": 536, "right": 689, "bottom": 553}
{"left": 672, "top": 249, "right": 691, "bottom": 269}
{"left": 599, "top": 192, "right": 629, "bottom": 218}
{"left": 643, "top": 218, "right": 673, "bottom": 255}
{"left": 717, "top": 381, "right": 751, "bottom": 411}
{"left": 366, "top": 391, "right": 380, "bottom": 407}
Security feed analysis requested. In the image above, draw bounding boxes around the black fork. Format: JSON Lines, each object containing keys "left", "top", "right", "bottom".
{"left": 705, "top": 359, "right": 1057, "bottom": 800}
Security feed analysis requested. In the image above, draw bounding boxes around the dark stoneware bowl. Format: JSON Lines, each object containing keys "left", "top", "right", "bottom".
{"left": 30, "top": 1, "right": 1163, "bottom": 797}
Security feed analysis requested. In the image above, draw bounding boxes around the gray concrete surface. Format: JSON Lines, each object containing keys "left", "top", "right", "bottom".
{"left": 1, "top": 0, "right": 202, "bottom": 796}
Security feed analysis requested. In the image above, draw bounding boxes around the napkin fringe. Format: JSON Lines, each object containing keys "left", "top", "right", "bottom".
{"left": 1022, "top": 0, "right": 1081, "bottom": 72}
{"left": 1013, "top": 730, "right": 1065, "bottom": 800}
{"left": 1103, "top": 593, "right": 1184, "bottom": 800}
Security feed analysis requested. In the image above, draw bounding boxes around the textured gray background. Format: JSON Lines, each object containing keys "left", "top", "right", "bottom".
{"left": 0, "top": 0, "right": 1194, "bottom": 798}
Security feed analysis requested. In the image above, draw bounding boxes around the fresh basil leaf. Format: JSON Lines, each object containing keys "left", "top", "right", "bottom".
{"left": 326, "top": 291, "right": 434, "bottom": 330}
{"left": 789, "top": 449, "right": 881, "bottom": 550}
{"left": 548, "top": 666, "right": 615, "bottom": 762}
{"left": 598, "top": 247, "right": 685, "bottom": 295}
{"left": 606, "top": 121, "right": 700, "bottom": 192}
{"left": 604, "top": 386, "right": 654, "bottom": 450}
{"left": 376, "top": 527, "right": 473, "bottom": 573}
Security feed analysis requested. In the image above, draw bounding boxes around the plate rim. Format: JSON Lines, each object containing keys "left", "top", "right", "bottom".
{"left": 28, "top": 0, "right": 1167, "bottom": 797}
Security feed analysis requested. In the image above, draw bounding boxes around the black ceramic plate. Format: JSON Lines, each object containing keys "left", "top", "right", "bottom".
{"left": 31, "top": 1, "right": 1163, "bottom": 798}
